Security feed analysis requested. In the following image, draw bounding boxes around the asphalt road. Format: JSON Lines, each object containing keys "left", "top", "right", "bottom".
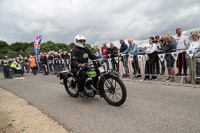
{"left": 0, "top": 73, "right": 200, "bottom": 133}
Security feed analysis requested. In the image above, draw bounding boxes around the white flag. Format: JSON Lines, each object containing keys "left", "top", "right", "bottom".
{"left": 137, "top": 55, "right": 142, "bottom": 61}
{"left": 129, "top": 55, "right": 133, "bottom": 61}
{"left": 114, "top": 57, "right": 119, "bottom": 63}
{"left": 108, "top": 58, "right": 111, "bottom": 64}
{"left": 186, "top": 48, "right": 194, "bottom": 58}
{"left": 171, "top": 52, "right": 178, "bottom": 61}
{"left": 158, "top": 54, "right": 165, "bottom": 62}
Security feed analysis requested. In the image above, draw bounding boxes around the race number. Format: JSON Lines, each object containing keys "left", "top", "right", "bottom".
{"left": 98, "top": 66, "right": 105, "bottom": 73}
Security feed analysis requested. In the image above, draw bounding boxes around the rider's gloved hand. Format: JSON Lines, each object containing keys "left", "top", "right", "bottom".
{"left": 78, "top": 63, "right": 87, "bottom": 69}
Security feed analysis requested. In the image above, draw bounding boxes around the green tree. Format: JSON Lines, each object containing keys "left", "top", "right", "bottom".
{"left": 0, "top": 40, "right": 9, "bottom": 58}
{"left": 7, "top": 50, "right": 18, "bottom": 58}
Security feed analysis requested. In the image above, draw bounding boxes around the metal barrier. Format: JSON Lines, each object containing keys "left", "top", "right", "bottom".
{"left": 102, "top": 49, "right": 193, "bottom": 85}
{"left": 23, "top": 49, "right": 200, "bottom": 85}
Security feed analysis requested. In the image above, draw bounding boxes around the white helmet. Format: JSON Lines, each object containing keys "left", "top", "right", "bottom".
{"left": 74, "top": 35, "right": 86, "bottom": 48}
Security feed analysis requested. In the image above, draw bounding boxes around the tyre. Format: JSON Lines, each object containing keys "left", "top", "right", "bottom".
{"left": 4, "top": 72, "right": 7, "bottom": 78}
{"left": 9, "top": 71, "right": 13, "bottom": 79}
{"left": 102, "top": 76, "right": 127, "bottom": 106}
{"left": 21, "top": 71, "right": 24, "bottom": 76}
{"left": 63, "top": 77, "right": 78, "bottom": 97}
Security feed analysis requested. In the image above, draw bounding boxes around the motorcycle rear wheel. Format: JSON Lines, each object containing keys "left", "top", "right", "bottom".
{"left": 63, "top": 77, "right": 79, "bottom": 97}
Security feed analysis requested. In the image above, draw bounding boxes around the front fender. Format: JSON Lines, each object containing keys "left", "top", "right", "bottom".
{"left": 98, "top": 71, "right": 119, "bottom": 91}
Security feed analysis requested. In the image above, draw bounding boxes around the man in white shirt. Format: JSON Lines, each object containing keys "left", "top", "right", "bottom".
{"left": 174, "top": 28, "right": 189, "bottom": 76}
{"left": 145, "top": 37, "right": 158, "bottom": 80}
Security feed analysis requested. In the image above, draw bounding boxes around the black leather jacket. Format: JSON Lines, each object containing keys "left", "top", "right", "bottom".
{"left": 71, "top": 46, "right": 98, "bottom": 68}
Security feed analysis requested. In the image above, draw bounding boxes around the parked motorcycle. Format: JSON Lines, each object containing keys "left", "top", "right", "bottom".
{"left": 58, "top": 59, "right": 127, "bottom": 106}
{"left": 3, "top": 65, "right": 13, "bottom": 79}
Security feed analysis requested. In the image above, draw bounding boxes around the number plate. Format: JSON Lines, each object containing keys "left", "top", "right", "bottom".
{"left": 98, "top": 66, "right": 105, "bottom": 73}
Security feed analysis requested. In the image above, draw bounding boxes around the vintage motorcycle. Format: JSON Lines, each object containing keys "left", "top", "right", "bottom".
{"left": 58, "top": 59, "right": 127, "bottom": 106}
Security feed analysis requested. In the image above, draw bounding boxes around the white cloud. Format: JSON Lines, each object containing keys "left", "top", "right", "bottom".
{"left": 0, "top": 0, "right": 200, "bottom": 47}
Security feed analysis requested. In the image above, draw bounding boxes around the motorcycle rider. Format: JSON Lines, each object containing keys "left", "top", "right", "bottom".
{"left": 2, "top": 56, "right": 10, "bottom": 77}
{"left": 71, "top": 35, "right": 98, "bottom": 97}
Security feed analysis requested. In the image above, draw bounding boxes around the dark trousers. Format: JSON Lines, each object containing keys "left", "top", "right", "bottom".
{"left": 132, "top": 55, "right": 141, "bottom": 75}
{"left": 150, "top": 63, "right": 157, "bottom": 79}
{"left": 144, "top": 60, "right": 157, "bottom": 79}
{"left": 144, "top": 60, "right": 150, "bottom": 79}
{"left": 177, "top": 52, "right": 187, "bottom": 74}
{"left": 156, "top": 58, "right": 160, "bottom": 74}
{"left": 160, "top": 60, "right": 165, "bottom": 74}
{"left": 106, "top": 60, "right": 109, "bottom": 70}
{"left": 111, "top": 58, "right": 119, "bottom": 72}
{"left": 31, "top": 67, "right": 37, "bottom": 75}
{"left": 43, "top": 64, "right": 48, "bottom": 74}
{"left": 71, "top": 69, "right": 98, "bottom": 92}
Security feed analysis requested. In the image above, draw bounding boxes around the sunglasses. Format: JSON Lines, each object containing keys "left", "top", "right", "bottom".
{"left": 192, "top": 35, "right": 198, "bottom": 37}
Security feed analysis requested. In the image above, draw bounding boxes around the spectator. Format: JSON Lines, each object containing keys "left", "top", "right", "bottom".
{"left": 162, "top": 34, "right": 177, "bottom": 82}
{"left": 107, "top": 42, "right": 119, "bottom": 72}
{"left": 122, "top": 39, "right": 141, "bottom": 78}
{"left": 63, "top": 51, "right": 70, "bottom": 70}
{"left": 24, "top": 57, "right": 30, "bottom": 73}
{"left": 155, "top": 35, "right": 165, "bottom": 75}
{"left": 53, "top": 52, "right": 60, "bottom": 74}
{"left": 144, "top": 41, "right": 151, "bottom": 80}
{"left": 95, "top": 47, "right": 103, "bottom": 59}
{"left": 59, "top": 49, "right": 64, "bottom": 71}
{"left": 102, "top": 43, "right": 109, "bottom": 70}
{"left": 119, "top": 39, "right": 129, "bottom": 77}
{"left": 29, "top": 56, "right": 37, "bottom": 75}
{"left": 146, "top": 37, "right": 158, "bottom": 80}
{"left": 40, "top": 52, "right": 49, "bottom": 75}
{"left": 37, "top": 55, "right": 42, "bottom": 73}
{"left": 47, "top": 51, "right": 54, "bottom": 73}
{"left": 174, "top": 28, "right": 189, "bottom": 76}
{"left": 189, "top": 32, "right": 200, "bottom": 54}
{"left": 188, "top": 32, "right": 200, "bottom": 84}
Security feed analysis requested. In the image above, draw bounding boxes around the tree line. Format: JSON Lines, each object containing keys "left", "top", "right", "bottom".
{"left": 0, "top": 40, "right": 96, "bottom": 58}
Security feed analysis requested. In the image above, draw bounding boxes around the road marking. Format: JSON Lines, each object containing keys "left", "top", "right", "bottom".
{"left": 14, "top": 77, "right": 25, "bottom": 80}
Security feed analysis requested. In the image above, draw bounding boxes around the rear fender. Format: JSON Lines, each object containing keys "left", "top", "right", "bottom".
{"left": 58, "top": 71, "right": 73, "bottom": 80}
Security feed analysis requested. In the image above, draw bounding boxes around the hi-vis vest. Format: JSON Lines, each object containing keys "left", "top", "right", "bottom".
{"left": 10, "top": 63, "right": 21, "bottom": 68}
{"left": 2, "top": 60, "right": 9, "bottom": 66}
{"left": 29, "top": 58, "right": 37, "bottom": 68}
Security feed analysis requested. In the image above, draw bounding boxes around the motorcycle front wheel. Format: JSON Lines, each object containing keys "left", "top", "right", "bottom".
{"left": 63, "top": 77, "right": 79, "bottom": 97}
{"left": 102, "top": 76, "right": 127, "bottom": 106}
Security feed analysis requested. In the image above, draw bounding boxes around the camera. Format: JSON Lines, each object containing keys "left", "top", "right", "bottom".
{"left": 152, "top": 39, "right": 164, "bottom": 43}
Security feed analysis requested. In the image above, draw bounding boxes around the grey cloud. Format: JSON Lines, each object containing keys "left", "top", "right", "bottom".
{"left": 0, "top": 0, "right": 200, "bottom": 47}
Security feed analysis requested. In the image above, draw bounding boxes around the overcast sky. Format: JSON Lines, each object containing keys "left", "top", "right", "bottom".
{"left": 0, "top": 0, "right": 200, "bottom": 47}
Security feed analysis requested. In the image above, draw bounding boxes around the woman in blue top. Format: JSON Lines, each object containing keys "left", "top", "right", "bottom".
{"left": 95, "top": 47, "right": 103, "bottom": 59}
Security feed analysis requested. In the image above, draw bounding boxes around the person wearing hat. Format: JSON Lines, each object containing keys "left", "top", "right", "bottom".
{"left": 71, "top": 35, "right": 98, "bottom": 98}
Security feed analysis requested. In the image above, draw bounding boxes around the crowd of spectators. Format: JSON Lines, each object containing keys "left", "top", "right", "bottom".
{"left": 1, "top": 28, "right": 200, "bottom": 83}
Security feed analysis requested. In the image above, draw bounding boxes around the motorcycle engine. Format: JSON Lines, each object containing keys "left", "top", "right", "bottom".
{"left": 84, "top": 78, "right": 94, "bottom": 95}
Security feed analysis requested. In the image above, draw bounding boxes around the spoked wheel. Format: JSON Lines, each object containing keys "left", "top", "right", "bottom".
{"left": 64, "top": 77, "right": 78, "bottom": 97}
{"left": 102, "top": 76, "right": 127, "bottom": 106}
